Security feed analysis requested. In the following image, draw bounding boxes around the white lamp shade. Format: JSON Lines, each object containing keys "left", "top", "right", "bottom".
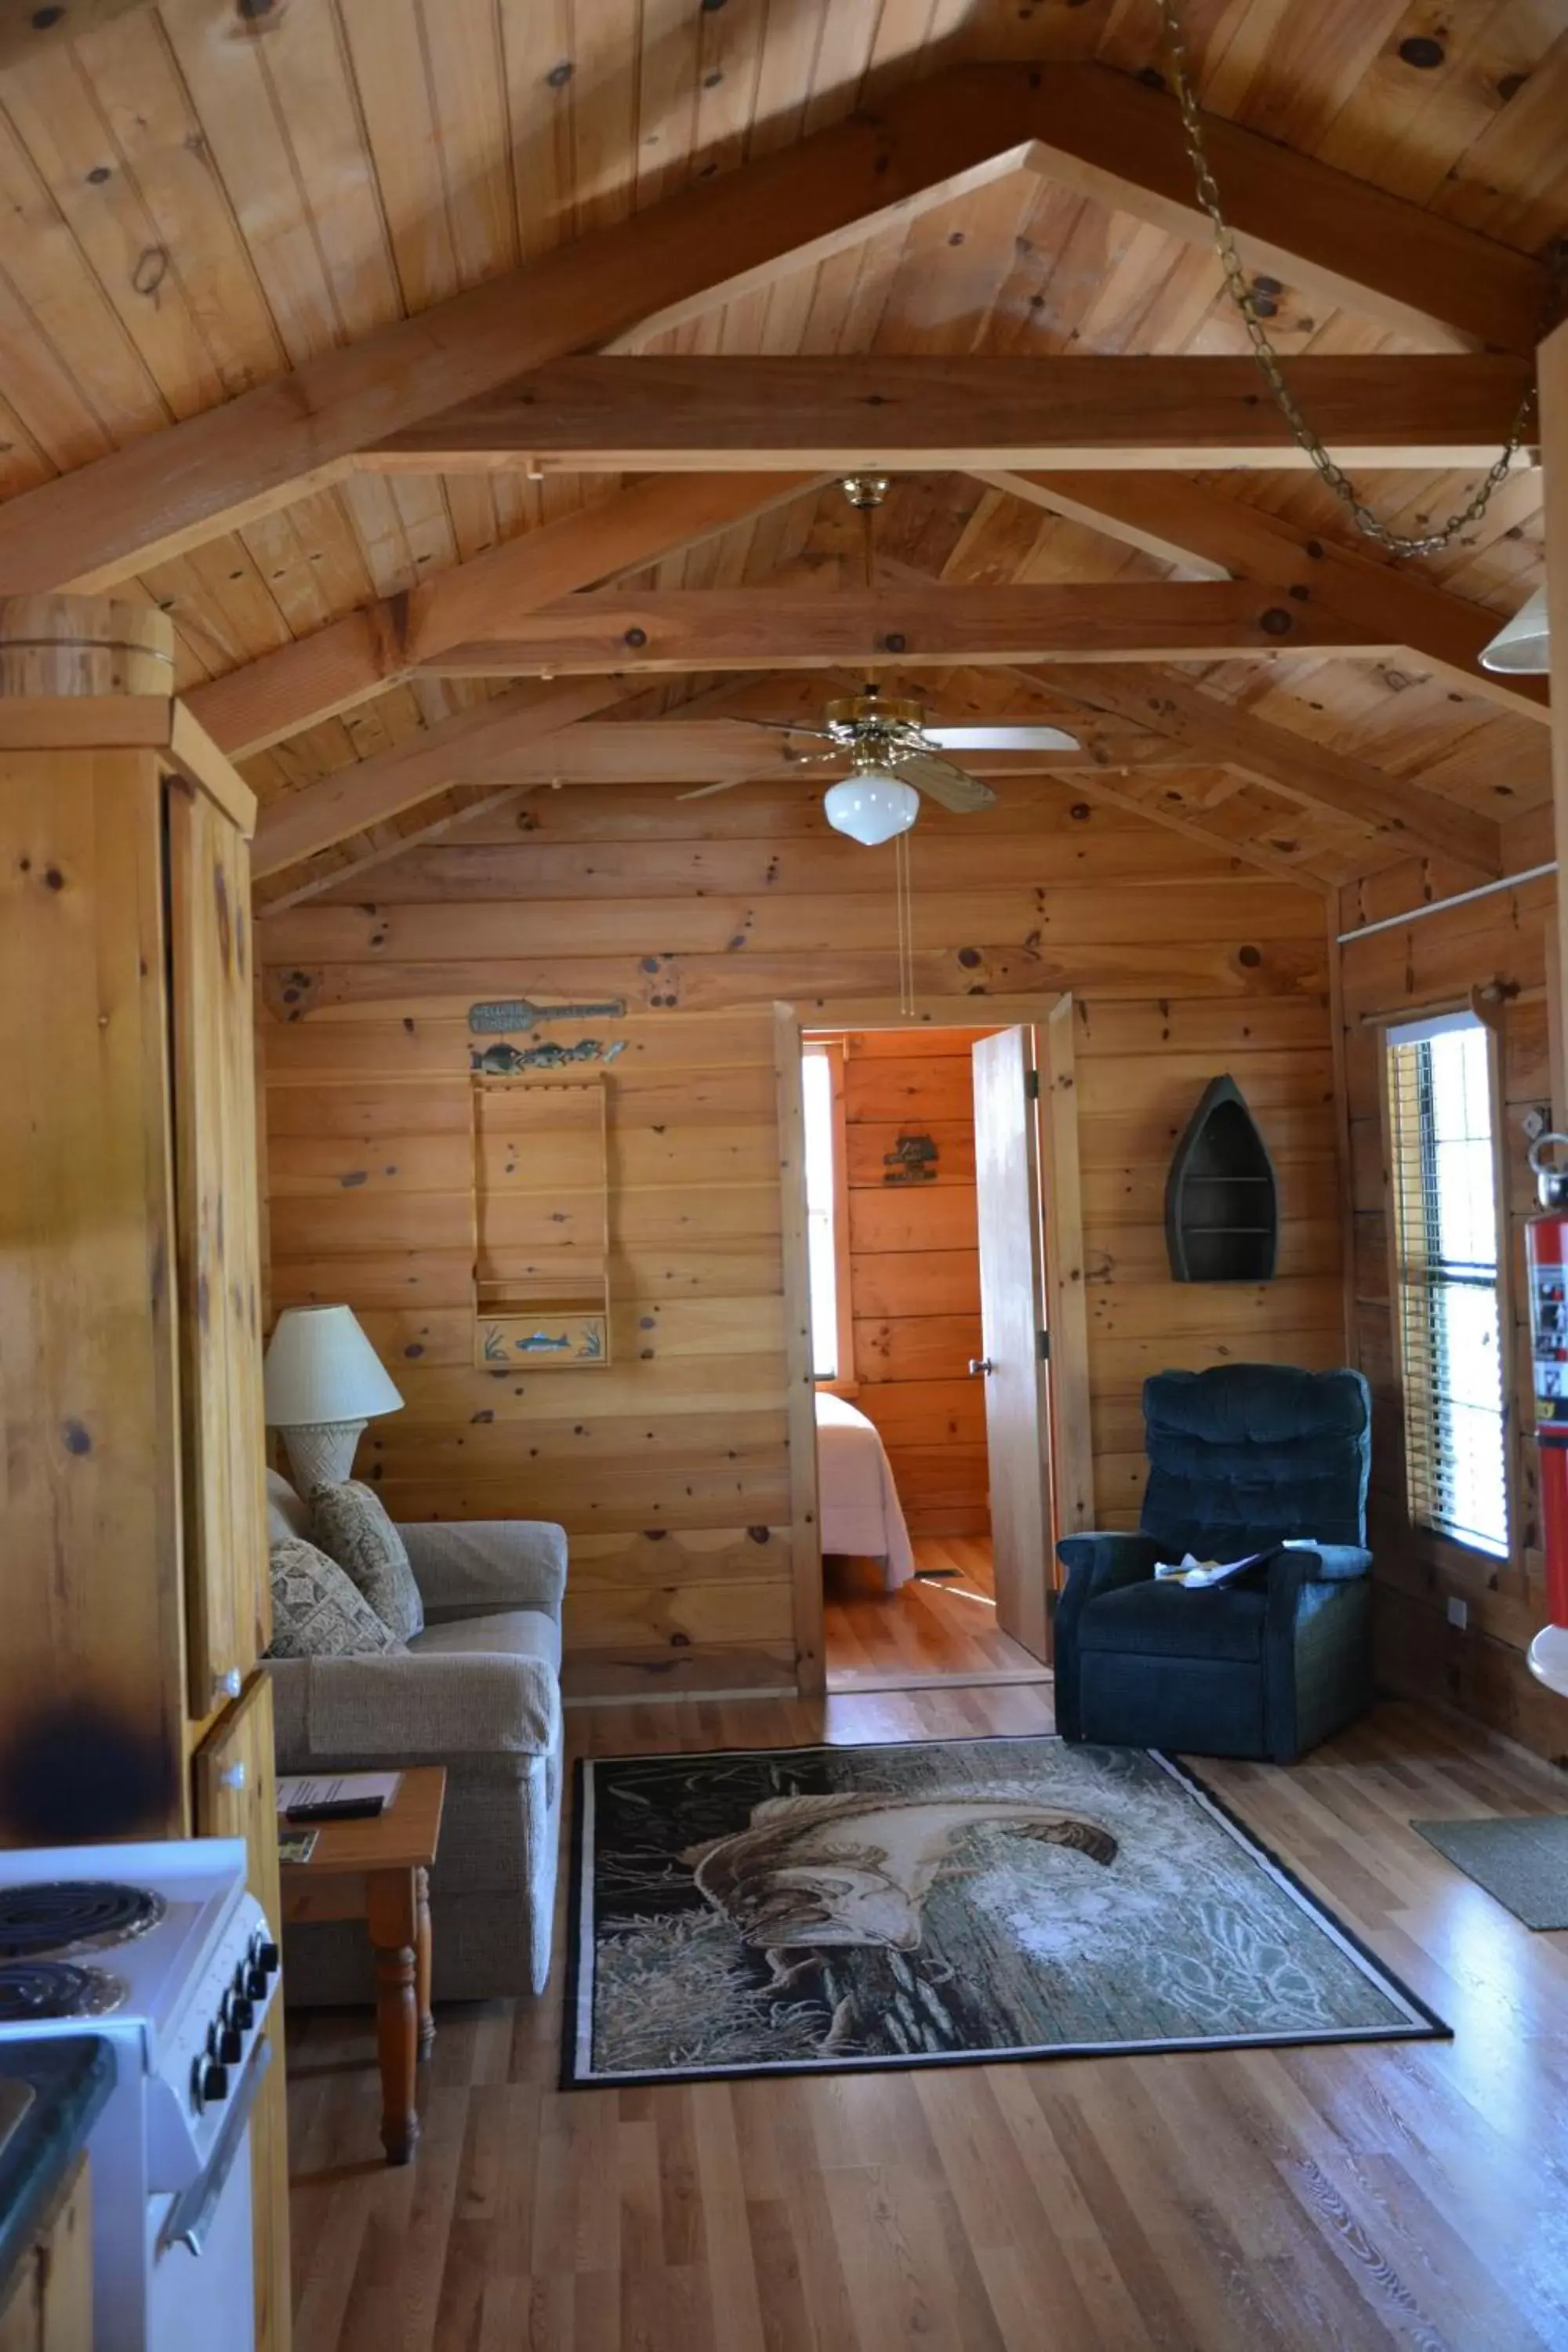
{"left": 263, "top": 1305, "right": 405, "bottom": 1427}
{"left": 1479, "top": 583, "right": 1548, "bottom": 674}
{"left": 823, "top": 771, "right": 920, "bottom": 846}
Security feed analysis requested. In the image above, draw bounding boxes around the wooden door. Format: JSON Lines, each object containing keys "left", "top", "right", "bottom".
{"left": 972, "top": 1027, "right": 1054, "bottom": 1661}
{"left": 196, "top": 1675, "right": 291, "bottom": 2352}
{"left": 168, "top": 779, "right": 270, "bottom": 1720}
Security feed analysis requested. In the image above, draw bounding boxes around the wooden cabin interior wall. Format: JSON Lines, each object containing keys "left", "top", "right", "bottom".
{"left": 1338, "top": 829, "right": 1565, "bottom": 1767}
{"left": 260, "top": 771, "right": 1347, "bottom": 1697}
{"left": 816, "top": 1027, "right": 993, "bottom": 1542}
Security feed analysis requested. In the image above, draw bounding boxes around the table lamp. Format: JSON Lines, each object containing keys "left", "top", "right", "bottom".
{"left": 263, "top": 1304, "right": 404, "bottom": 1493}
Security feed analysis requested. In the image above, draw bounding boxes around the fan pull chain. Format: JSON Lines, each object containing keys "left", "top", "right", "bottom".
{"left": 895, "top": 827, "right": 916, "bottom": 1018}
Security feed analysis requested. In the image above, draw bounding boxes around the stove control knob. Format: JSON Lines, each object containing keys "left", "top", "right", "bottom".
{"left": 192, "top": 2058, "right": 229, "bottom": 2111}
{"left": 220, "top": 2025, "right": 243, "bottom": 2067}
{"left": 230, "top": 1994, "right": 255, "bottom": 2033}
{"left": 250, "top": 1934, "right": 280, "bottom": 1976}
{"left": 245, "top": 1963, "right": 268, "bottom": 2002}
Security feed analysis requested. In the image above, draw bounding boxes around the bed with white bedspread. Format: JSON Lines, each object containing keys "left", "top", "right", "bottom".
{"left": 814, "top": 1392, "right": 916, "bottom": 1588}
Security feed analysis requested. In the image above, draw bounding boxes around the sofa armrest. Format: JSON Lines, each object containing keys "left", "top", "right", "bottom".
{"left": 1056, "top": 1530, "right": 1161, "bottom": 1596}
{"left": 398, "top": 1519, "right": 567, "bottom": 1623}
{"left": 264, "top": 1650, "right": 558, "bottom": 1765}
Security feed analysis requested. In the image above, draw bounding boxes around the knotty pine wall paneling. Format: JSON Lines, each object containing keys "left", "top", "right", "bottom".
{"left": 260, "top": 775, "right": 1348, "bottom": 1701}
{"left": 834, "top": 1028, "right": 993, "bottom": 1540}
{"left": 1339, "top": 862, "right": 1566, "bottom": 1766}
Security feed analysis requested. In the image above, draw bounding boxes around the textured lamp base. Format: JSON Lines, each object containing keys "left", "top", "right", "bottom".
{"left": 281, "top": 1419, "right": 366, "bottom": 1495}
{"left": 1528, "top": 1622, "right": 1568, "bottom": 1699}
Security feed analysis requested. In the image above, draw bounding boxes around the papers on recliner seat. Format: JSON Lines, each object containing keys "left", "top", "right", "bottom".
{"left": 1152, "top": 1549, "right": 1279, "bottom": 1588}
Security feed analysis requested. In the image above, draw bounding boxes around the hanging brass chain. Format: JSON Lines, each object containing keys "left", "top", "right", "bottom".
{"left": 1156, "top": 0, "right": 1561, "bottom": 559}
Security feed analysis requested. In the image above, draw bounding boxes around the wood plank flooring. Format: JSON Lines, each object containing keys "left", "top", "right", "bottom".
{"left": 823, "top": 1537, "right": 1050, "bottom": 1691}
{"left": 285, "top": 1690, "right": 1568, "bottom": 2352}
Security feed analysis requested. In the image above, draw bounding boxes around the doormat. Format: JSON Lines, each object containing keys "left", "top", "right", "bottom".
{"left": 563, "top": 1735, "right": 1447, "bottom": 2087}
{"left": 1412, "top": 1815, "right": 1568, "bottom": 1929}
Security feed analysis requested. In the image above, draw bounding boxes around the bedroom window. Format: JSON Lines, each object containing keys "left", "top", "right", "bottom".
{"left": 801, "top": 1042, "right": 853, "bottom": 1386}
{"left": 1385, "top": 1011, "right": 1508, "bottom": 1559}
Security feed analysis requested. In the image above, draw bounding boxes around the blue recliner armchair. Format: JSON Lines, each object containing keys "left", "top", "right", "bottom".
{"left": 1055, "top": 1364, "right": 1375, "bottom": 1765}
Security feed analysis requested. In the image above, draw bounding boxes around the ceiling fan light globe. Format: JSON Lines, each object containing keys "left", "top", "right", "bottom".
{"left": 822, "top": 773, "right": 920, "bottom": 847}
{"left": 1479, "top": 584, "right": 1549, "bottom": 674}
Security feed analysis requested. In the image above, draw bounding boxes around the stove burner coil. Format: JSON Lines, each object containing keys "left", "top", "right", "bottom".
{"left": 0, "top": 1880, "right": 166, "bottom": 1960}
{"left": 0, "top": 1960, "right": 127, "bottom": 2022}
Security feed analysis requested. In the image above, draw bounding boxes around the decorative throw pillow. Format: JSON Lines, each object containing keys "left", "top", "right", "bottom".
{"left": 309, "top": 1479, "right": 425, "bottom": 1641}
{"left": 266, "top": 1536, "right": 407, "bottom": 1661}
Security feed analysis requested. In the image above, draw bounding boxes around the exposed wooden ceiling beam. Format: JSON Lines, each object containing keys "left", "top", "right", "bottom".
{"left": 188, "top": 472, "right": 821, "bottom": 759}
{"left": 1032, "top": 662, "right": 1503, "bottom": 877}
{"left": 0, "top": 71, "right": 1062, "bottom": 593}
{"left": 421, "top": 715, "right": 1186, "bottom": 785}
{"left": 978, "top": 468, "right": 1549, "bottom": 724}
{"left": 252, "top": 678, "right": 631, "bottom": 879}
{"left": 367, "top": 354, "right": 1534, "bottom": 474}
{"left": 412, "top": 582, "right": 1380, "bottom": 676}
{"left": 256, "top": 785, "right": 530, "bottom": 917}
{"left": 0, "top": 58, "right": 1541, "bottom": 590}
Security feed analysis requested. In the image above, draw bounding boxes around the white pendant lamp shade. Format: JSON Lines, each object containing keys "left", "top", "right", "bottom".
{"left": 823, "top": 771, "right": 920, "bottom": 846}
{"left": 263, "top": 1305, "right": 403, "bottom": 1492}
{"left": 1479, "top": 583, "right": 1549, "bottom": 674}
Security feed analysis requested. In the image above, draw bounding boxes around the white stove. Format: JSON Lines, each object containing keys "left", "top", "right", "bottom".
{"left": 0, "top": 1839, "right": 279, "bottom": 2352}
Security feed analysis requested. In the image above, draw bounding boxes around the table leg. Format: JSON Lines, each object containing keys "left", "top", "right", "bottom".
{"left": 367, "top": 1869, "right": 419, "bottom": 2165}
{"left": 415, "top": 1865, "right": 434, "bottom": 2060}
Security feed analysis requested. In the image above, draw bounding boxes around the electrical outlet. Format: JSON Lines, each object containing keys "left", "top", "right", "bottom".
{"left": 1446, "top": 1595, "right": 1469, "bottom": 1632}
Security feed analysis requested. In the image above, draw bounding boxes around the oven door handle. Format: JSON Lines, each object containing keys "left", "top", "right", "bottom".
{"left": 158, "top": 2033, "right": 272, "bottom": 2259}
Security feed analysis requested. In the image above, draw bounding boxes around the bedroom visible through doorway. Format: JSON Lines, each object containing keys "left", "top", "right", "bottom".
{"left": 801, "top": 1025, "right": 1052, "bottom": 1693}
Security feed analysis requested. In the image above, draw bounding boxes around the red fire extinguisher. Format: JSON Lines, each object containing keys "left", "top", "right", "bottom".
{"left": 1525, "top": 1132, "right": 1568, "bottom": 1696}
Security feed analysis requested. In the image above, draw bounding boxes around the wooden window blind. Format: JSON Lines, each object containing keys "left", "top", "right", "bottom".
{"left": 1385, "top": 1014, "right": 1508, "bottom": 1558}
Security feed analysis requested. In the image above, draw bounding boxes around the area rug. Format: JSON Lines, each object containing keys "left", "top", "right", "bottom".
{"left": 563, "top": 1736, "right": 1448, "bottom": 2087}
{"left": 1412, "top": 1815, "right": 1568, "bottom": 1929}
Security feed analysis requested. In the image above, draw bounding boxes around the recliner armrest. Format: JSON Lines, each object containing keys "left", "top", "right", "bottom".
{"left": 264, "top": 1650, "right": 559, "bottom": 1764}
{"left": 399, "top": 1519, "right": 567, "bottom": 1622}
{"left": 1056, "top": 1530, "right": 1161, "bottom": 1595}
{"left": 1287, "top": 1543, "right": 1372, "bottom": 1583}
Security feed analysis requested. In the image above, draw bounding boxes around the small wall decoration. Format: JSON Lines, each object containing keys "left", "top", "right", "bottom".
{"left": 883, "top": 1132, "right": 938, "bottom": 1185}
{"left": 471, "top": 1038, "right": 626, "bottom": 1074}
{"left": 470, "top": 995, "right": 626, "bottom": 1033}
{"left": 470, "top": 1074, "right": 612, "bottom": 1369}
{"left": 1165, "top": 1074, "right": 1279, "bottom": 1283}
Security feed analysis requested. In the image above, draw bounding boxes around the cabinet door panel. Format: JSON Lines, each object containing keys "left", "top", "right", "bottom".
{"left": 196, "top": 1675, "right": 291, "bottom": 2352}
{"left": 168, "top": 779, "right": 270, "bottom": 1717}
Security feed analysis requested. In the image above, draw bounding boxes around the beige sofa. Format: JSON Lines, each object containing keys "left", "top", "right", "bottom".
{"left": 263, "top": 1472, "right": 566, "bottom": 2002}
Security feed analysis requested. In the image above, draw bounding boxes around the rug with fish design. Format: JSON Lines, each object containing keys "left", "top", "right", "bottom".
{"left": 562, "top": 1736, "right": 1446, "bottom": 2087}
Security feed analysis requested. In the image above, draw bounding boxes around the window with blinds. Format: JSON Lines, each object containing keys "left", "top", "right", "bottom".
{"left": 1385, "top": 1013, "right": 1508, "bottom": 1559}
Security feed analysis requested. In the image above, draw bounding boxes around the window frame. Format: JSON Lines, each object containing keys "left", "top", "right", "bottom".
{"left": 801, "top": 1036, "right": 857, "bottom": 1396}
{"left": 1381, "top": 1007, "right": 1513, "bottom": 1563}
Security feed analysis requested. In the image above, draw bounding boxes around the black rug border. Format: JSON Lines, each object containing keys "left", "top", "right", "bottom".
{"left": 559, "top": 1732, "right": 1452, "bottom": 2093}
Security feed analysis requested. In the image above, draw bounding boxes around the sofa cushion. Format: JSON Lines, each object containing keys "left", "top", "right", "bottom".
{"left": 409, "top": 1608, "right": 562, "bottom": 1675}
{"left": 310, "top": 1479, "right": 424, "bottom": 1640}
{"left": 1076, "top": 1578, "right": 1267, "bottom": 1664}
{"left": 266, "top": 1536, "right": 408, "bottom": 1661}
{"left": 267, "top": 1468, "right": 310, "bottom": 1548}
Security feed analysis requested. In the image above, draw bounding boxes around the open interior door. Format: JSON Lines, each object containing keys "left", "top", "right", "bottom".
{"left": 971, "top": 1025, "right": 1054, "bottom": 1662}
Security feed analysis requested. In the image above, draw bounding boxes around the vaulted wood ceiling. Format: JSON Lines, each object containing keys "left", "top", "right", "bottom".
{"left": 1, "top": 0, "right": 1562, "bottom": 907}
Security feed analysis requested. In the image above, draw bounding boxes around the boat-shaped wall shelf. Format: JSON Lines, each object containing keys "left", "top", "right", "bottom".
{"left": 1164, "top": 1073, "right": 1279, "bottom": 1283}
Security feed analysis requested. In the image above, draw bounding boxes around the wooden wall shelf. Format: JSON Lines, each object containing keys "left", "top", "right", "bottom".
{"left": 1164, "top": 1074, "right": 1279, "bottom": 1283}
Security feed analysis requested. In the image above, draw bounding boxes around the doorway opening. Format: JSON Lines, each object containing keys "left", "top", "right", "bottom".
{"left": 796, "top": 1014, "right": 1073, "bottom": 1694}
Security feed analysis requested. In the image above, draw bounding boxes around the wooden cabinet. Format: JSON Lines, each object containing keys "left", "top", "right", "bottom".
{"left": 195, "top": 1679, "right": 289, "bottom": 2352}
{"left": 0, "top": 599, "right": 290, "bottom": 2352}
{"left": 0, "top": 2157, "right": 93, "bottom": 2352}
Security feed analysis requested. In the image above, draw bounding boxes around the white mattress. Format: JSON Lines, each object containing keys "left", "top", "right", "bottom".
{"left": 815, "top": 1392, "right": 916, "bottom": 1588}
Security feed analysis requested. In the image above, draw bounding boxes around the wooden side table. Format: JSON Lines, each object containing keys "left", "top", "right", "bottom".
{"left": 278, "top": 1766, "right": 447, "bottom": 2165}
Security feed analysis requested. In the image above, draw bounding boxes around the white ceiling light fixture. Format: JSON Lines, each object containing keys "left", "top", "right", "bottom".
{"left": 1479, "top": 584, "right": 1549, "bottom": 675}
{"left": 822, "top": 770, "right": 920, "bottom": 846}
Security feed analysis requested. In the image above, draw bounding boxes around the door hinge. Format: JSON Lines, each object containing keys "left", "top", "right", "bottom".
{"left": 1025, "top": 1068, "right": 1040, "bottom": 1101}
{"left": 1037, "top": 1328, "right": 1050, "bottom": 1361}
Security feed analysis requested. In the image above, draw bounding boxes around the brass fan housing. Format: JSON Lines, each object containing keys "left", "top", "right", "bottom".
{"left": 822, "top": 693, "right": 928, "bottom": 759}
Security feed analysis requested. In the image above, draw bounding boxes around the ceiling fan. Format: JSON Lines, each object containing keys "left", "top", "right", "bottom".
{"left": 681, "top": 686, "right": 1083, "bottom": 844}
{"left": 677, "top": 479, "right": 1081, "bottom": 846}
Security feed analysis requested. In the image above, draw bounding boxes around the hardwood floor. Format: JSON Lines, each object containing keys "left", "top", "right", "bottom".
{"left": 285, "top": 1688, "right": 1568, "bottom": 2351}
{"left": 823, "top": 1536, "right": 1050, "bottom": 1691}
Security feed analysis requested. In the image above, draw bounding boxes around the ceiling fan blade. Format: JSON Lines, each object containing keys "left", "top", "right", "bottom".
{"left": 739, "top": 717, "right": 837, "bottom": 741}
{"left": 677, "top": 753, "right": 840, "bottom": 800}
{"left": 891, "top": 750, "right": 999, "bottom": 815}
{"left": 926, "top": 724, "right": 1081, "bottom": 752}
